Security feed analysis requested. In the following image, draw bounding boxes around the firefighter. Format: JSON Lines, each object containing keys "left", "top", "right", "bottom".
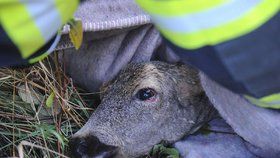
{"left": 0, "top": 0, "right": 80, "bottom": 66}
{"left": 136, "top": 0, "right": 280, "bottom": 108}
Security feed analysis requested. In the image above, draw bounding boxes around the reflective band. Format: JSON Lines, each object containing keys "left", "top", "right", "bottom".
{"left": 0, "top": 0, "right": 78, "bottom": 59}
{"left": 136, "top": 0, "right": 280, "bottom": 49}
{"left": 22, "top": 0, "right": 62, "bottom": 43}
{"left": 55, "top": 0, "right": 79, "bottom": 24}
{"left": 29, "top": 33, "right": 61, "bottom": 64}
{"left": 0, "top": 2, "right": 45, "bottom": 58}
{"left": 136, "top": 0, "right": 228, "bottom": 16}
{"left": 245, "top": 93, "right": 280, "bottom": 109}
{"left": 150, "top": 0, "right": 261, "bottom": 33}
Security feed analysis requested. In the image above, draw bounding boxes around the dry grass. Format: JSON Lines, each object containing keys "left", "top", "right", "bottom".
{"left": 0, "top": 54, "right": 97, "bottom": 157}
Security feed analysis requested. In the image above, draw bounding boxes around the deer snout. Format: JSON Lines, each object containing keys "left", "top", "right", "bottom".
{"left": 69, "top": 135, "right": 120, "bottom": 158}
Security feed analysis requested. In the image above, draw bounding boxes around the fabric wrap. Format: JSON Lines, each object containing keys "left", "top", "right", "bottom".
{"left": 199, "top": 73, "right": 280, "bottom": 157}
{"left": 57, "top": 0, "right": 280, "bottom": 157}
{"left": 58, "top": 0, "right": 179, "bottom": 92}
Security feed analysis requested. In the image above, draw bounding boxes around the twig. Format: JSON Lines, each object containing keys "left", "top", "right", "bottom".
{"left": 17, "top": 141, "right": 69, "bottom": 158}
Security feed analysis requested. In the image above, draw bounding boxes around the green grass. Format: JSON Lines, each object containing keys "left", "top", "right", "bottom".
{"left": 0, "top": 55, "right": 96, "bottom": 157}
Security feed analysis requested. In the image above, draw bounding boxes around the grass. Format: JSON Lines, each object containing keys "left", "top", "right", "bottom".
{"left": 0, "top": 54, "right": 97, "bottom": 157}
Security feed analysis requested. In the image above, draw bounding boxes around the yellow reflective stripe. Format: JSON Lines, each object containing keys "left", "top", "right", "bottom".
{"left": 260, "top": 93, "right": 280, "bottom": 103}
{"left": 54, "top": 0, "right": 79, "bottom": 24}
{"left": 0, "top": 2, "right": 45, "bottom": 58}
{"left": 29, "top": 32, "right": 61, "bottom": 64}
{"left": 158, "top": 0, "right": 280, "bottom": 49}
{"left": 28, "top": 52, "right": 50, "bottom": 64}
{"left": 136, "top": 0, "right": 228, "bottom": 16}
{"left": 245, "top": 94, "right": 280, "bottom": 109}
{"left": 149, "top": 1, "right": 261, "bottom": 34}
{"left": 22, "top": 1, "right": 62, "bottom": 43}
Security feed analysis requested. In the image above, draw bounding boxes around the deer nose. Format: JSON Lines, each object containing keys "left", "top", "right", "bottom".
{"left": 69, "top": 135, "right": 119, "bottom": 158}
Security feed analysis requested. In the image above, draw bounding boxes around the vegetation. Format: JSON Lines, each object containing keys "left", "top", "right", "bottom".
{"left": 0, "top": 54, "right": 96, "bottom": 157}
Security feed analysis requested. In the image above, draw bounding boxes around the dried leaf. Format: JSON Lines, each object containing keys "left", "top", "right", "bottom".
{"left": 18, "top": 84, "right": 42, "bottom": 105}
{"left": 69, "top": 19, "right": 83, "bottom": 50}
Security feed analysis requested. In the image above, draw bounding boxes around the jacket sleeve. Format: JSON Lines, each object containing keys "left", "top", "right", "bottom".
{"left": 136, "top": 0, "right": 280, "bottom": 108}
{"left": 0, "top": 0, "right": 81, "bottom": 67}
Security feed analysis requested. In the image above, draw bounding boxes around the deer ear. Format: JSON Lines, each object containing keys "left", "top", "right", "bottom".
{"left": 176, "top": 80, "right": 204, "bottom": 108}
{"left": 174, "top": 68, "right": 216, "bottom": 124}
{"left": 173, "top": 65, "right": 204, "bottom": 108}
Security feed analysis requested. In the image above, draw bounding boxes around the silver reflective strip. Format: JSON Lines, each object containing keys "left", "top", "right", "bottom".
{"left": 266, "top": 100, "right": 280, "bottom": 105}
{"left": 151, "top": 0, "right": 262, "bottom": 33}
{"left": 21, "top": 0, "right": 62, "bottom": 42}
{"left": 46, "top": 33, "right": 61, "bottom": 54}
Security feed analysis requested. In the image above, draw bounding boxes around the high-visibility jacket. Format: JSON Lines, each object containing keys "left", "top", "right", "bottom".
{"left": 136, "top": 0, "right": 280, "bottom": 108}
{"left": 0, "top": 0, "right": 80, "bottom": 67}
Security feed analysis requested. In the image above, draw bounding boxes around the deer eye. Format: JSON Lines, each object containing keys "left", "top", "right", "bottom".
{"left": 136, "top": 88, "right": 157, "bottom": 101}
